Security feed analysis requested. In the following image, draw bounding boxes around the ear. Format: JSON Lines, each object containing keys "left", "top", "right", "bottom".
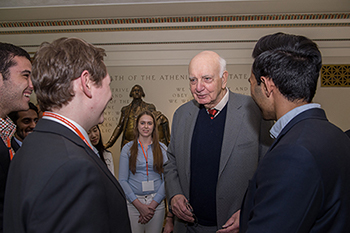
{"left": 221, "top": 70, "right": 228, "bottom": 89}
{"left": 260, "top": 76, "right": 275, "bottom": 98}
{"left": 80, "top": 70, "right": 92, "bottom": 98}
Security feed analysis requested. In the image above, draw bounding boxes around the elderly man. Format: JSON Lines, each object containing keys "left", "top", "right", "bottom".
{"left": 240, "top": 32, "right": 350, "bottom": 232}
{"left": 0, "top": 42, "right": 33, "bottom": 233}
{"left": 164, "top": 51, "right": 273, "bottom": 233}
{"left": 8, "top": 102, "right": 39, "bottom": 152}
{"left": 4, "top": 38, "right": 131, "bottom": 233}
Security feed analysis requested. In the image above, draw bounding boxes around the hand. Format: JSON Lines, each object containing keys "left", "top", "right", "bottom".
{"left": 170, "top": 194, "right": 194, "bottom": 223}
{"left": 132, "top": 199, "right": 155, "bottom": 224}
{"left": 138, "top": 200, "right": 160, "bottom": 224}
{"left": 216, "top": 210, "right": 240, "bottom": 233}
{"left": 163, "top": 215, "right": 174, "bottom": 233}
{"left": 149, "top": 200, "right": 159, "bottom": 210}
{"left": 137, "top": 207, "right": 155, "bottom": 224}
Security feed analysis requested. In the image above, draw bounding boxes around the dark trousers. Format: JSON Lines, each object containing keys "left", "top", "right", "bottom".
{"left": 186, "top": 224, "right": 218, "bottom": 233}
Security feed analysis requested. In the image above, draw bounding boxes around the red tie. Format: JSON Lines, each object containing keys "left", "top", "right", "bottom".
{"left": 208, "top": 109, "right": 218, "bottom": 119}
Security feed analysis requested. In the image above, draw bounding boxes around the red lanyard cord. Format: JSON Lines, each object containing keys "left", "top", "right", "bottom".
{"left": 43, "top": 112, "right": 92, "bottom": 149}
{"left": 7, "top": 137, "right": 14, "bottom": 160}
{"left": 139, "top": 140, "right": 149, "bottom": 179}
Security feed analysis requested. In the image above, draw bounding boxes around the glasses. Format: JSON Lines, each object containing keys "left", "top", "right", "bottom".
{"left": 186, "top": 202, "right": 198, "bottom": 227}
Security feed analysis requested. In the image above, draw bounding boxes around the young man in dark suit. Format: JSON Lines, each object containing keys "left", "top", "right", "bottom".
{"left": 240, "top": 32, "right": 350, "bottom": 232}
{"left": 0, "top": 42, "right": 33, "bottom": 233}
{"left": 4, "top": 38, "right": 131, "bottom": 233}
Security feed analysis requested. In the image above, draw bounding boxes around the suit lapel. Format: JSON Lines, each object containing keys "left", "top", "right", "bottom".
{"left": 184, "top": 100, "right": 200, "bottom": 186}
{"left": 11, "top": 137, "right": 20, "bottom": 152}
{"left": 36, "top": 119, "right": 126, "bottom": 197}
{"left": 219, "top": 92, "right": 245, "bottom": 177}
{"left": 83, "top": 142, "right": 126, "bottom": 197}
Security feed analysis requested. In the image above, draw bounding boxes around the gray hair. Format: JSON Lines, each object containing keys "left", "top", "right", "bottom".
{"left": 218, "top": 55, "right": 227, "bottom": 77}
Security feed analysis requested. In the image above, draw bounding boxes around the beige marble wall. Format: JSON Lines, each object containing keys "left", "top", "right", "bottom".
{"left": 2, "top": 13, "right": 350, "bottom": 176}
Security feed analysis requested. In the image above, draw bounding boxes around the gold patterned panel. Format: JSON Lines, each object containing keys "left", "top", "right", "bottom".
{"left": 321, "top": 65, "right": 350, "bottom": 87}
{"left": 1, "top": 13, "right": 349, "bottom": 28}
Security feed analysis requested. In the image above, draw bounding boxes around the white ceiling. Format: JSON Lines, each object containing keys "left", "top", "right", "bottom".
{"left": 1, "top": 0, "right": 350, "bottom": 21}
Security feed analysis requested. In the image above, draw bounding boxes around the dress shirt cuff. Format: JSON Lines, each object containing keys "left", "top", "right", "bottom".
{"left": 127, "top": 193, "right": 137, "bottom": 203}
{"left": 153, "top": 193, "right": 164, "bottom": 204}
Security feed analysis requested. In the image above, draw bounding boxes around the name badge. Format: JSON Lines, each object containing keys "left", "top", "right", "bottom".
{"left": 142, "top": 180, "right": 155, "bottom": 192}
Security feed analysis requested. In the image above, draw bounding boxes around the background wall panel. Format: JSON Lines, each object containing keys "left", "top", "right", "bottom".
{"left": 1, "top": 1, "right": 349, "bottom": 176}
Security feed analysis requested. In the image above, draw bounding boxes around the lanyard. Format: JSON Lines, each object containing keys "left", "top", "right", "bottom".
{"left": 139, "top": 140, "right": 149, "bottom": 180}
{"left": 43, "top": 112, "right": 92, "bottom": 149}
{"left": 7, "top": 137, "right": 14, "bottom": 160}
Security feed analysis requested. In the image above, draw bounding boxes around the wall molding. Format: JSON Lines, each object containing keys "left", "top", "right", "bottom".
{"left": 2, "top": 23, "right": 350, "bottom": 35}
{"left": 1, "top": 13, "right": 349, "bottom": 28}
{"left": 1, "top": 13, "right": 349, "bottom": 35}
{"left": 17, "top": 38, "right": 350, "bottom": 49}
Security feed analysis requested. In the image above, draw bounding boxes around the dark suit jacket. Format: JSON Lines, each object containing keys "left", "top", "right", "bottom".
{"left": 4, "top": 119, "right": 131, "bottom": 233}
{"left": 10, "top": 137, "right": 20, "bottom": 153}
{"left": 164, "top": 91, "right": 273, "bottom": 232}
{"left": 0, "top": 136, "right": 20, "bottom": 233}
{"left": 0, "top": 140, "right": 10, "bottom": 233}
{"left": 240, "top": 108, "right": 350, "bottom": 233}
{"left": 345, "top": 129, "right": 350, "bottom": 139}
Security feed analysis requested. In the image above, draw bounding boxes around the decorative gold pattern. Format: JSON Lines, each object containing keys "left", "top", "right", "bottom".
{"left": 1, "top": 23, "right": 349, "bottom": 35}
{"left": 321, "top": 65, "right": 350, "bottom": 87}
{"left": 1, "top": 13, "right": 349, "bottom": 28}
{"left": 18, "top": 38, "right": 350, "bottom": 49}
{"left": 0, "top": 13, "right": 349, "bottom": 35}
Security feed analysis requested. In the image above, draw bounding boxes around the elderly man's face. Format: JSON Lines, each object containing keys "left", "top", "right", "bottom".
{"left": 188, "top": 52, "right": 227, "bottom": 109}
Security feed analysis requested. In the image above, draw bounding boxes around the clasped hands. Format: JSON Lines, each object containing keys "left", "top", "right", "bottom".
{"left": 133, "top": 199, "right": 158, "bottom": 224}
{"left": 138, "top": 204, "right": 155, "bottom": 224}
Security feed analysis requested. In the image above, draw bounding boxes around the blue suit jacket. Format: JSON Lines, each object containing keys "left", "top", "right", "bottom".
{"left": 240, "top": 108, "right": 350, "bottom": 233}
{"left": 4, "top": 119, "right": 131, "bottom": 233}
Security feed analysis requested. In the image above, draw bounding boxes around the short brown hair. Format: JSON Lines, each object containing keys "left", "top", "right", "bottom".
{"left": 32, "top": 37, "right": 107, "bottom": 111}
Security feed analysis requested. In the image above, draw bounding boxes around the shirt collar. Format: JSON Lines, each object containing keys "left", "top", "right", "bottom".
{"left": 206, "top": 87, "right": 229, "bottom": 116}
{"left": 92, "top": 145, "right": 100, "bottom": 158}
{"left": 14, "top": 136, "right": 22, "bottom": 147}
{"left": 43, "top": 111, "right": 94, "bottom": 149}
{"left": 138, "top": 139, "right": 153, "bottom": 147}
{"left": 270, "top": 103, "right": 321, "bottom": 139}
{"left": 0, "top": 116, "right": 16, "bottom": 144}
